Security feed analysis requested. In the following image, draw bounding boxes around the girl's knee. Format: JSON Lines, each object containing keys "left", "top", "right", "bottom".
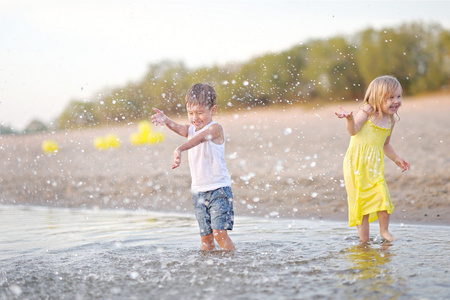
{"left": 377, "top": 210, "right": 389, "bottom": 217}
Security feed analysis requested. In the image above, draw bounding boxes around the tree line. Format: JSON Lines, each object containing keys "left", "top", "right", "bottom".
{"left": 52, "top": 22, "right": 450, "bottom": 130}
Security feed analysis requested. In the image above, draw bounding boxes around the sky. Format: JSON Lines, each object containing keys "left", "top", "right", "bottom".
{"left": 1, "top": 0, "right": 449, "bottom": 130}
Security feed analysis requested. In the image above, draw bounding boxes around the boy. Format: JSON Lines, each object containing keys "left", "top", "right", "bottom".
{"left": 151, "top": 83, "right": 235, "bottom": 251}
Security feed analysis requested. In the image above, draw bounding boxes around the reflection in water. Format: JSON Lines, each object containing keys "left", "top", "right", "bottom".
{"left": 346, "top": 241, "right": 392, "bottom": 279}
{"left": 341, "top": 241, "right": 403, "bottom": 299}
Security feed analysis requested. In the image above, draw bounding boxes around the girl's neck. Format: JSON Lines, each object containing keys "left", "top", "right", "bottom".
{"left": 371, "top": 111, "right": 390, "bottom": 128}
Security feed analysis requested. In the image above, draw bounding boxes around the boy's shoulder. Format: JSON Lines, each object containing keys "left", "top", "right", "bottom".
{"left": 210, "top": 120, "right": 222, "bottom": 127}
{"left": 209, "top": 122, "right": 224, "bottom": 133}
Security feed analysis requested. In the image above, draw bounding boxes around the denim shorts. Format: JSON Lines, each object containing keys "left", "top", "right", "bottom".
{"left": 192, "top": 186, "right": 234, "bottom": 236}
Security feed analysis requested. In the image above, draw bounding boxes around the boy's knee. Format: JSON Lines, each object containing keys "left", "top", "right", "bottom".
{"left": 212, "top": 229, "right": 228, "bottom": 238}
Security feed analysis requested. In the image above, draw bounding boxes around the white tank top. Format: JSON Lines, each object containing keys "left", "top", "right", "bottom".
{"left": 187, "top": 121, "right": 231, "bottom": 193}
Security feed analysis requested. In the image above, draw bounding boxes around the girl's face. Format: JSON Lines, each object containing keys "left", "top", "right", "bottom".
{"left": 381, "top": 86, "right": 402, "bottom": 116}
{"left": 186, "top": 104, "right": 217, "bottom": 131}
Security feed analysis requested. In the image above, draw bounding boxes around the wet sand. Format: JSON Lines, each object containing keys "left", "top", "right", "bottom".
{"left": 1, "top": 93, "right": 449, "bottom": 225}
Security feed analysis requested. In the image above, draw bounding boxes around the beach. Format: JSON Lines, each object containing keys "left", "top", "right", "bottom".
{"left": 1, "top": 93, "right": 449, "bottom": 226}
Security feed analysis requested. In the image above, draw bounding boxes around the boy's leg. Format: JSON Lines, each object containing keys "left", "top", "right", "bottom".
{"left": 212, "top": 229, "right": 235, "bottom": 251}
{"left": 201, "top": 234, "right": 216, "bottom": 250}
{"left": 193, "top": 192, "right": 216, "bottom": 250}
{"left": 357, "top": 214, "right": 370, "bottom": 242}
{"left": 377, "top": 210, "right": 397, "bottom": 241}
{"left": 210, "top": 187, "right": 235, "bottom": 250}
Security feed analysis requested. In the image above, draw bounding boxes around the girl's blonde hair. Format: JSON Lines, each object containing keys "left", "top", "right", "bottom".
{"left": 185, "top": 83, "right": 217, "bottom": 109}
{"left": 363, "top": 75, "right": 402, "bottom": 121}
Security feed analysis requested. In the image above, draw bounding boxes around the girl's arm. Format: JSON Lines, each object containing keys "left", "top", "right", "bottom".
{"left": 172, "top": 123, "right": 224, "bottom": 169}
{"left": 383, "top": 120, "right": 410, "bottom": 172}
{"left": 151, "top": 108, "right": 189, "bottom": 138}
{"left": 335, "top": 105, "right": 370, "bottom": 136}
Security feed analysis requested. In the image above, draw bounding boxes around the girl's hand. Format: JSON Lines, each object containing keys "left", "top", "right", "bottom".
{"left": 335, "top": 105, "right": 353, "bottom": 119}
{"left": 151, "top": 108, "right": 168, "bottom": 126}
{"left": 395, "top": 157, "right": 410, "bottom": 172}
{"left": 172, "top": 148, "right": 182, "bottom": 169}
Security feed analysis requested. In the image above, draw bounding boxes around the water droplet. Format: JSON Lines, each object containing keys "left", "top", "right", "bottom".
{"left": 284, "top": 128, "right": 292, "bottom": 135}
{"left": 129, "top": 272, "right": 139, "bottom": 279}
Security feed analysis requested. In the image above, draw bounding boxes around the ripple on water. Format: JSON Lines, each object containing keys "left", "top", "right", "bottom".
{"left": 0, "top": 205, "right": 449, "bottom": 299}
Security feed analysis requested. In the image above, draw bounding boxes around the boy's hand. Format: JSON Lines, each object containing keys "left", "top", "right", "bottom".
{"left": 151, "top": 108, "right": 168, "bottom": 126}
{"left": 395, "top": 157, "right": 410, "bottom": 173}
{"left": 172, "top": 148, "right": 182, "bottom": 169}
{"left": 335, "top": 105, "right": 353, "bottom": 119}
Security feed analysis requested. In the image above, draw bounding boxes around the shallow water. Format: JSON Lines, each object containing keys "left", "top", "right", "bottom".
{"left": 0, "top": 205, "right": 449, "bottom": 300}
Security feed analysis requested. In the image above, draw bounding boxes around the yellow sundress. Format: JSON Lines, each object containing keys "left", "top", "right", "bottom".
{"left": 343, "top": 116, "right": 394, "bottom": 227}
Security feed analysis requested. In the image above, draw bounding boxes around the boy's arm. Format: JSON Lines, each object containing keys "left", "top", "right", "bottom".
{"left": 335, "top": 105, "right": 369, "bottom": 136}
{"left": 151, "top": 108, "right": 189, "bottom": 137}
{"left": 383, "top": 120, "right": 410, "bottom": 172}
{"left": 172, "top": 123, "right": 224, "bottom": 169}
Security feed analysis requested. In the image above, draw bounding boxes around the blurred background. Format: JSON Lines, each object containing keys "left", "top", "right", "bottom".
{"left": 1, "top": 0, "right": 449, "bottom": 134}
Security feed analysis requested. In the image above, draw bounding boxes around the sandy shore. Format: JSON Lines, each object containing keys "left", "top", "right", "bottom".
{"left": 1, "top": 93, "right": 449, "bottom": 226}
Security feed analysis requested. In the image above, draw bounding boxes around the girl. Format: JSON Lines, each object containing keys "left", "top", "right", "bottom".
{"left": 335, "top": 75, "right": 410, "bottom": 242}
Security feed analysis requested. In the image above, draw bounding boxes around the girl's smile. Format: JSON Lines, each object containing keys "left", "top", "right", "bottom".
{"left": 381, "top": 87, "right": 402, "bottom": 115}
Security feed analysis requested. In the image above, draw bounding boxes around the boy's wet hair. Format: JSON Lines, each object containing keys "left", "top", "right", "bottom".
{"left": 185, "top": 83, "right": 217, "bottom": 109}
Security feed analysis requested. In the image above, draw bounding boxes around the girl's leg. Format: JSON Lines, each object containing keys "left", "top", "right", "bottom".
{"left": 357, "top": 214, "right": 370, "bottom": 242}
{"left": 377, "top": 210, "right": 397, "bottom": 241}
{"left": 212, "top": 229, "right": 235, "bottom": 251}
{"left": 200, "top": 233, "right": 216, "bottom": 250}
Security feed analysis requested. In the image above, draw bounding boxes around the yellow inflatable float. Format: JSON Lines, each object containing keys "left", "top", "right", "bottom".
{"left": 41, "top": 139, "right": 59, "bottom": 154}
{"left": 130, "top": 121, "right": 164, "bottom": 146}
{"left": 94, "top": 134, "right": 121, "bottom": 150}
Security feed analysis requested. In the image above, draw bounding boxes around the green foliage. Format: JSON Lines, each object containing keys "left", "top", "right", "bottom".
{"left": 355, "top": 23, "right": 448, "bottom": 94}
{"left": 0, "top": 124, "right": 17, "bottom": 135}
{"left": 24, "top": 119, "right": 48, "bottom": 134}
{"left": 57, "top": 100, "right": 100, "bottom": 129}
{"left": 56, "top": 22, "right": 450, "bottom": 129}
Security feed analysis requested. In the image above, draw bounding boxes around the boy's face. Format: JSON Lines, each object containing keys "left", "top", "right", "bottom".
{"left": 186, "top": 104, "right": 217, "bottom": 131}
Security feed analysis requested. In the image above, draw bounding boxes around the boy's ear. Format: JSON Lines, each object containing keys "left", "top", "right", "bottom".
{"left": 211, "top": 105, "right": 218, "bottom": 115}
